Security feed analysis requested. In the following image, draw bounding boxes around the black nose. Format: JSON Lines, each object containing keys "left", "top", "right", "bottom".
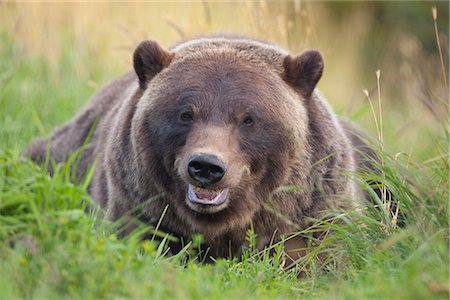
{"left": 188, "top": 154, "right": 226, "bottom": 186}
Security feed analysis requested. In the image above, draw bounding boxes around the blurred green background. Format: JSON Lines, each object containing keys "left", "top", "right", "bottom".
{"left": 0, "top": 1, "right": 448, "bottom": 159}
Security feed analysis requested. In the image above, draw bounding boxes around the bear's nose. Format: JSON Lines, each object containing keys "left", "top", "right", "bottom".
{"left": 188, "top": 154, "right": 226, "bottom": 186}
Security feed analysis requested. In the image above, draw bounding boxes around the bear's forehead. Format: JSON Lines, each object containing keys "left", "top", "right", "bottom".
{"left": 158, "top": 57, "right": 283, "bottom": 104}
{"left": 145, "top": 38, "right": 300, "bottom": 117}
{"left": 170, "top": 37, "right": 287, "bottom": 71}
{"left": 161, "top": 38, "right": 290, "bottom": 92}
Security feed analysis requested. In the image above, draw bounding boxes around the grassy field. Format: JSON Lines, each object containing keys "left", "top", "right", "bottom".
{"left": 0, "top": 2, "right": 448, "bottom": 299}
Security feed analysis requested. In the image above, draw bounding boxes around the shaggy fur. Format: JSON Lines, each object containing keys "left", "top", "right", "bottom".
{"left": 28, "top": 37, "right": 370, "bottom": 259}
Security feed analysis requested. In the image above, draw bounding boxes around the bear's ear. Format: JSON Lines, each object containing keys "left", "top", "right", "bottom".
{"left": 133, "top": 40, "right": 174, "bottom": 89}
{"left": 283, "top": 50, "right": 324, "bottom": 99}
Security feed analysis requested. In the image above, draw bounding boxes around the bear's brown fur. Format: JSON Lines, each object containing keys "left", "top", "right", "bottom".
{"left": 28, "top": 37, "right": 369, "bottom": 259}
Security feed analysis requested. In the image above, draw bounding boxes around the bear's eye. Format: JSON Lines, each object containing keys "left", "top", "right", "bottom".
{"left": 242, "top": 116, "right": 254, "bottom": 127}
{"left": 180, "top": 111, "right": 194, "bottom": 123}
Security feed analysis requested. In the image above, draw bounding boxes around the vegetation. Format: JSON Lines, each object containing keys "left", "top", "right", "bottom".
{"left": 0, "top": 2, "right": 448, "bottom": 299}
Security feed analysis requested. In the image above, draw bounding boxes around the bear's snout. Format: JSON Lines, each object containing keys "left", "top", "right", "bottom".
{"left": 188, "top": 154, "right": 226, "bottom": 187}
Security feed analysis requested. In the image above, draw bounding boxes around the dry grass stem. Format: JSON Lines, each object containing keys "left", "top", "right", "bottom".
{"left": 432, "top": 6, "right": 448, "bottom": 89}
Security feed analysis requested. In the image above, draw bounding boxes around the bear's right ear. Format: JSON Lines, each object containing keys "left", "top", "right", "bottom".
{"left": 283, "top": 50, "right": 324, "bottom": 99}
{"left": 133, "top": 40, "right": 174, "bottom": 89}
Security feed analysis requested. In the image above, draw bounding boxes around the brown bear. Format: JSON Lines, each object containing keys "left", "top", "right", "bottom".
{"left": 28, "top": 37, "right": 369, "bottom": 260}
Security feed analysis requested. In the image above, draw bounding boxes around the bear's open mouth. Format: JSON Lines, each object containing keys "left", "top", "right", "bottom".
{"left": 187, "top": 184, "right": 229, "bottom": 206}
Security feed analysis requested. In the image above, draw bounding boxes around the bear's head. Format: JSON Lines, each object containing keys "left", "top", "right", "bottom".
{"left": 131, "top": 38, "right": 323, "bottom": 234}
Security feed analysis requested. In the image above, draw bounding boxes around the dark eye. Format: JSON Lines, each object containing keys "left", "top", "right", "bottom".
{"left": 242, "top": 116, "right": 254, "bottom": 127}
{"left": 180, "top": 111, "right": 194, "bottom": 123}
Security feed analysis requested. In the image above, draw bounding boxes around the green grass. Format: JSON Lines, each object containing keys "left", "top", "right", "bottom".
{"left": 0, "top": 30, "right": 448, "bottom": 299}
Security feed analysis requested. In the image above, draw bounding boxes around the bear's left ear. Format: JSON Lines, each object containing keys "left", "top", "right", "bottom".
{"left": 283, "top": 50, "right": 324, "bottom": 99}
{"left": 133, "top": 40, "right": 174, "bottom": 89}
